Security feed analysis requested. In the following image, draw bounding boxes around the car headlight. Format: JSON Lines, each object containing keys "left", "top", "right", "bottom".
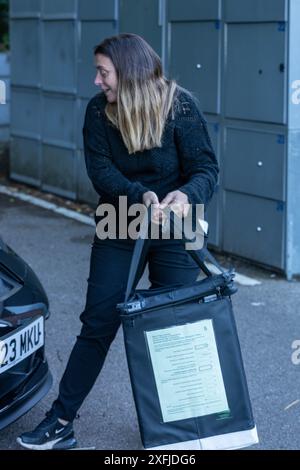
{"left": 0, "top": 276, "right": 14, "bottom": 298}
{"left": 0, "top": 271, "right": 22, "bottom": 302}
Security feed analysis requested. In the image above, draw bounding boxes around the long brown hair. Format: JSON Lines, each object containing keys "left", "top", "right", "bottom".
{"left": 94, "top": 33, "right": 178, "bottom": 154}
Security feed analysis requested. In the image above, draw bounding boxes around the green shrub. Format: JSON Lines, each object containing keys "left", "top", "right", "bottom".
{"left": 0, "top": 0, "right": 9, "bottom": 52}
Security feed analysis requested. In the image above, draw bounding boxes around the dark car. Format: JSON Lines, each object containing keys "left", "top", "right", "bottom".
{"left": 0, "top": 236, "right": 52, "bottom": 430}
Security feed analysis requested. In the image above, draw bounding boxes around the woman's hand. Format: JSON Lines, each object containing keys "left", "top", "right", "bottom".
{"left": 159, "top": 190, "right": 190, "bottom": 217}
{"left": 142, "top": 191, "right": 166, "bottom": 225}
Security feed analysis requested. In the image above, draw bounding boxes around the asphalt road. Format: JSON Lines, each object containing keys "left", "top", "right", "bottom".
{"left": 0, "top": 193, "right": 300, "bottom": 450}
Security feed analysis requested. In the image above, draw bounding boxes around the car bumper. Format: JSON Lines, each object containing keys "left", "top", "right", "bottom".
{"left": 0, "top": 359, "right": 52, "bottom": 431}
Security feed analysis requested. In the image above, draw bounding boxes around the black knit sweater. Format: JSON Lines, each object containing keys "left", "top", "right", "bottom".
{"left": 83, "top": 87, "right": 219, "bottom": 212}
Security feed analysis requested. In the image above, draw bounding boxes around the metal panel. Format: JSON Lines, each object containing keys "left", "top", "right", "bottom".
{"left": 10, "top": 20, "right": 40, "bottom": 86}
{"left": 41, "top": 0, "right": 76, "bottom": 15}
{"left": 223, "top": 191, "right": 285, "bottom": 269}
{"left": 78, "top": 0, "right": 117, "bottom": 20}
{"left": 10, "top": 0, "right": 41, "bottom": 15}
{"left": 76, "top": 150, "right": 98, "bottom": 204}
{"left": 119, "top": 0, "right": 162, "bottom": 56}
{"left": 0, "top": 104, "right": 9, "bottom": 127}
{"left": 168, "top": 0, "right": 220, "bottom": 20}
{"left": 205, "top": 121, "right": 220, "bottom": 246}
{"left": 288, "top": 0, "right": 300, "bottom": 130}
{"left": 42, "top": 93, "right": 76, "bottom": 147}
{"left": 0, "top": 53, "right": 10, "bottom": 77}
{"left": 10, "top": 137, "right": 41, "bottom": 186}
{"left": 78, "top": 21, "right": 116, "bottom": 99}
{"left": 42, "top": 21, "right": 76, "bottom": 93}
{"left": 286, "top": 130, "right": 300, "bottom": 278}
{"left": 42, "top": 145, "right": 76, "bottom": 198}
{"left": 169, "top": 22, "right": 220, "bottom": 114}
{"left": 225, "top": 23, "right": 286, "bottom": 123}
{"left": 224, "top": 0, "right": 287, "bottom": 22}
{"left": 11, "top": 87, "right": 41, "bottom": 138}
{"left": 0, "top": 128, "right": 9, "bottom": 141}
{"left": 285, "top": 0, "right": 300, "bottom": 278}
{"left": 224, "top": 127, "right": 286, "bottom": 200}
{"left": 206, "top": 190, "right": 219, "bottom": 247}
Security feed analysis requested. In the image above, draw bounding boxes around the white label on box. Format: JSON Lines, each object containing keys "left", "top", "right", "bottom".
{"left": 145, "top": 319, "right": 229, "bottom": 423}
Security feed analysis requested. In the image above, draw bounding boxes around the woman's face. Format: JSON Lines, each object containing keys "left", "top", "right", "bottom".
{"left": 94, "top": 53, "right": 118, "bottom": 103}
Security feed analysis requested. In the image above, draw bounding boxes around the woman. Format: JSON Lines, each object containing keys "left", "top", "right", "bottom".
{"left": 17, "top": 33, "right": 219, "bottom": 450}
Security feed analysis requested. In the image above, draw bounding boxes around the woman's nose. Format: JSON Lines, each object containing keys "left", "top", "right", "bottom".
{"left": 94, "top": 72, "right": 102, "bottom": 86}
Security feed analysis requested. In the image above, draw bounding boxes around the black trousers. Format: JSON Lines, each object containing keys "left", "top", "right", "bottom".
{"left": 51, "top": 234, "right": 201, "bottom": 422}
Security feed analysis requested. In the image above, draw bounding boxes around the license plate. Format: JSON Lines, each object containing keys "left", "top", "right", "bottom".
{"left": 0, "top": 316, "right": 44, "bottom": 374}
